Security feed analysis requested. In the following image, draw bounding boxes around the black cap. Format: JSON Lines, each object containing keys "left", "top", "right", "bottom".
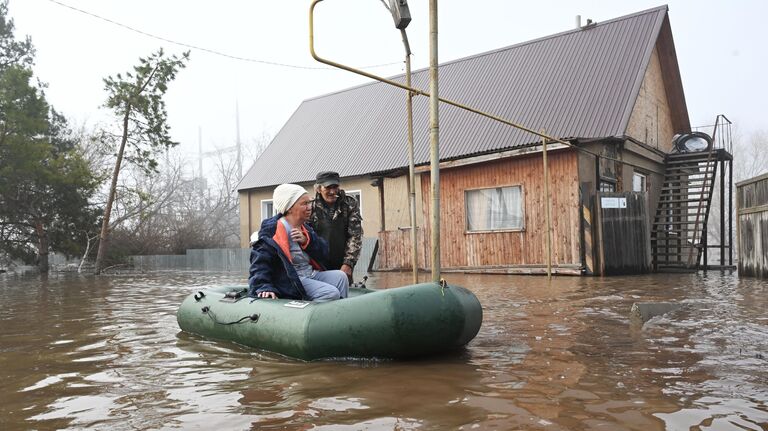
{"left": 315, "top": 171, "right": 340, "bottom": 187}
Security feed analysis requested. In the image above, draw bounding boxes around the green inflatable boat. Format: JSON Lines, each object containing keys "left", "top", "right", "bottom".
{"left": 177, "top": 282, "right": 482, "bottom": 361}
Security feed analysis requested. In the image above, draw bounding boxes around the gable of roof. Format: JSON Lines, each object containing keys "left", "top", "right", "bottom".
{"left": 239, "top": 5, "right": 684, "bottom": 191}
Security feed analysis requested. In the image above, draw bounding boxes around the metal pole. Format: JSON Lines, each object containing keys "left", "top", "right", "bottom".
{"left": 542, "top": 134, "right": 552, "bottom": 278}
{"left": 428, "top": 0, "right": 440, "bottom": 283}
{"left": 720, "top": 158, "right": 725, "bottom": 267}
{"left": 198, "top": 127, "right": 203, "bottom": 183}
{"left": 729, "top": 157, "right": 733, "bottom": 265}
{"left": 400, "top": 29, "right": 419, "bottom": 284}
{"left": 236, "top": 101, "right": 242, "bottom": 179}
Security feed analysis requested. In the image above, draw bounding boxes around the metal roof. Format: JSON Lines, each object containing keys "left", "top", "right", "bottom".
{"left": 239, "top": 5, "right": 675, "bottom": 190}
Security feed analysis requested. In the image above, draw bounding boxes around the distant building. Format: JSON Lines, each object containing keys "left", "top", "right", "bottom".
{"left": 238, "top": 5, "right": 730, "bottom": 275}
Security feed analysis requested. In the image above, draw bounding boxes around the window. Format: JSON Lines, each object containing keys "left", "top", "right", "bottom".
{"left": 599, "top": 180, "right": 616, "bottom": 193}
{"left": 632, "top": 172, "right": 646, "bottom": 192}
{"left": 346, "top": 190, "right": 362, "bottom": 213}
{"left": 260, "top": 199, "right": 274, "bottom": 221}
{"left": 465, "top": 186, "right": 523, "bottom": 232}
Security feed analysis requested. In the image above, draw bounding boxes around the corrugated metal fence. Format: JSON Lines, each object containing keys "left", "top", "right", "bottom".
{"left": 596, "top": 192, "right": 650, "bottom": 275}
{"left": 129, "top": 237, "right": 379, "bottom": 279}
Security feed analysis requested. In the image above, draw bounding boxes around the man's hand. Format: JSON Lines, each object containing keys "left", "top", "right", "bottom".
{"left": 257, "top": 291, "right": 277, "bottom": 299}
{"left": 290, "top": 228, "right": 307, "bottom": 245}
{"left": 340, "top": 264, "right": 353, "bottom": 278}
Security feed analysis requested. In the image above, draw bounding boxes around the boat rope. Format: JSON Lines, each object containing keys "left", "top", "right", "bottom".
{"left": 200, "top": 306, "right": 260, "bottom": 325}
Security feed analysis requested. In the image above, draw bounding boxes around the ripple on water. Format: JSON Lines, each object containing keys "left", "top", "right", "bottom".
{"left": 20, "top": 373, "right": 79, "bottom": 392}
{"left": 3, "top": 271, "right": 768, "bottom": 430}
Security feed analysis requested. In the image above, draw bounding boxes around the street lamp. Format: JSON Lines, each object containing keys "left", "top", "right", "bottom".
{"left": 381, "top": 0, "right": 418, "bottom": 283}
{"left": 387, "top": 0, "right": 411, "bottom": 29}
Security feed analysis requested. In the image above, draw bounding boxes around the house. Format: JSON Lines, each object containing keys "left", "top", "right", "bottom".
{"left": 238, "top": 5, "right": 726, "bottom": 275}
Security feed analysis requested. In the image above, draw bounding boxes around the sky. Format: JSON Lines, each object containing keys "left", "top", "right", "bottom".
{"left": 7, "top": 0, "right": 768, "bottom": 175}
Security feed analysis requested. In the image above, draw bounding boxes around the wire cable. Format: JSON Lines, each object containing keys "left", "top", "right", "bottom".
{"left": 46, "top": 0, "right": 403, "bottom": 71}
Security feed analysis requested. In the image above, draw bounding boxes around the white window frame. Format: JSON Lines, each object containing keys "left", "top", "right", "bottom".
{"left": 260, "top": 199, "right": 274, "bottom": 221}
{"left": 632, "top": 172, "right": 647, "bottom": 192}
{"left": 464, "top": 185, "right": 525, "bottom": 233}
{"left": 346, "top": 189, "right": 362, "bottom": 214}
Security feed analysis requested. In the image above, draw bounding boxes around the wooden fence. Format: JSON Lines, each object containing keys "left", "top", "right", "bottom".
{"left": 377, "top": 228, "right": 428, "bottom": 271}
{"left": 737, "top": 173, "right": 768, "bottom": 277}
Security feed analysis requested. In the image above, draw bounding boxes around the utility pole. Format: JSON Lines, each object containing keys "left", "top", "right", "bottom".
{"left": 198, "top": 127, "right": 203, "bottom": 185}
{"left": 236, "top": 101, "right": 243, "bottom": 179}
{"left": 428, "top": 0, "right": 440, "bottom": 283}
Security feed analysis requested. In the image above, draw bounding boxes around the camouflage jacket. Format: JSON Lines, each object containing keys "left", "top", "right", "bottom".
{"left": 308, "top": 190, "right": 363, "bottom": 269}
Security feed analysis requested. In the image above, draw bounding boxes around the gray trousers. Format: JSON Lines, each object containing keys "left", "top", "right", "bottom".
{"left": 300, "top": 270, "right": 349, "bottom": 302}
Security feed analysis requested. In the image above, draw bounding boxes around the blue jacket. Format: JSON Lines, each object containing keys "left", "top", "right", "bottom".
{"left": 248, "top": 215, "right": 329, "bottom": 299}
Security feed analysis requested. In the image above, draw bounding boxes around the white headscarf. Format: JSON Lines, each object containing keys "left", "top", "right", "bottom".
{"left": 272, "top": 183, "right": 307, "bottom": 215}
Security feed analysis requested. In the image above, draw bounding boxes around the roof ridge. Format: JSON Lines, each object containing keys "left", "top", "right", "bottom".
{"left": 303, "top": 5, "right": 669, "bottom": 103}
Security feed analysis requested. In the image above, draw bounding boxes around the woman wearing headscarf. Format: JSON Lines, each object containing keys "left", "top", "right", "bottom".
{"left": 248, "top": 183, "right": 349, "bottom": 302}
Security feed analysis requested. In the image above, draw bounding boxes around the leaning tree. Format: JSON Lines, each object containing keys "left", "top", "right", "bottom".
{"left": 95, "top": 49, "right": 189, "bottom": 274}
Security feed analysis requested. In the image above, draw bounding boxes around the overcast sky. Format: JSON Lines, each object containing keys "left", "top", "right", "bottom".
{"left": 7, "top": 0, "right": 768, "bottom": 171}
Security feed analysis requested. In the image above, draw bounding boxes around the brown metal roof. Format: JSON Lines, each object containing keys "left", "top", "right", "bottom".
{"left": 239, "top": 5, "right": 676, "bottom": 190}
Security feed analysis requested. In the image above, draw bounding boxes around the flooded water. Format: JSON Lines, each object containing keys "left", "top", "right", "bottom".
{"left": 0, "top": 271, "right": 766, "bottom": 430}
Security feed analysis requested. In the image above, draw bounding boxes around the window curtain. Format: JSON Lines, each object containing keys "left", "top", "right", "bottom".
{"left": 466, "top": 186, "right": 522, "bottom": 231}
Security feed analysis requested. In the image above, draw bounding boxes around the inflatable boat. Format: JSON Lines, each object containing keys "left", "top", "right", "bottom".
{"left": 177, "top": 282, "right": 482, "bottom": 361}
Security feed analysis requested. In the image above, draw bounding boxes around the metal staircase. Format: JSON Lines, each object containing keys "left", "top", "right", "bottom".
{"left": 651, "top": 152, "right": 717, "bottom": 270}
{"left": 651, "top": 115, "right": 733, "bottom": 271}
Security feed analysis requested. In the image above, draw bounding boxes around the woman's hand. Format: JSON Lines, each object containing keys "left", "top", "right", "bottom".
{"left": 257, "top": 291, "right": 277, "bottom": 299}
{"left": 290, "top": 228, "right": 307, "bottom": 245}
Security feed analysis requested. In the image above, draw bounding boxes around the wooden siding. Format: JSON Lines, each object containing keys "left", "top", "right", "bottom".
{"left": 413, "top": 150, "right": 580, "bottom": 269}
{"left": 737, "top": 174, "right": 768, "bottom": 277}
{"left": 626, "top": 45, "right": 676, "bottom": 151}
{"left": 377, "top": 228, "right": 427, "bottom": 270}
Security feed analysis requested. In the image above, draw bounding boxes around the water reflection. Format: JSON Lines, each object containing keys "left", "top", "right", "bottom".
{"left": 0, "top": 271, "right": 766, "bottom": 430}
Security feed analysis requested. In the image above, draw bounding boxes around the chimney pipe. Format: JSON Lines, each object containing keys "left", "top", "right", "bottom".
{"left": 576, "top": 15, "right": 581, "bottom": 29}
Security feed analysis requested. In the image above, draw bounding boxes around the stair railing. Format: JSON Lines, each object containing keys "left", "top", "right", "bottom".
{"left": 685, "top": 115, "right": 726, "bottom": 267}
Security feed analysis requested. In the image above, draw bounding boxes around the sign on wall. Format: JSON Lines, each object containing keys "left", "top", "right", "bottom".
{"left": 600, "top": 197, "right": 627, "bottom": 209}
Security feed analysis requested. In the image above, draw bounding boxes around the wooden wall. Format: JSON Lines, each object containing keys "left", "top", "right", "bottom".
{"left": 377, "top": 228, "right": 427, "bottom": 270}
{"left": 403, "top": 150, "right": 581, "bottom": 270}
{"left": 625, "top": 45, "right": 676, "bottom": 152}
{"left": 737, "top": 173, "right": 768, "bottom": 278}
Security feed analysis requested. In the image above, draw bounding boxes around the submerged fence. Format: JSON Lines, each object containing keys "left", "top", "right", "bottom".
{"left": 737, "top": 173, "right": 768, "bottom": 278}
{"left": 129, "top": 237, "right": 378, "bottom": 279}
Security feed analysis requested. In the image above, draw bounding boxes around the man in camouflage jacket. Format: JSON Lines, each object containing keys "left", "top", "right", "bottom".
{"left": 309, "top": 171, "right": 363, "bottom": 281}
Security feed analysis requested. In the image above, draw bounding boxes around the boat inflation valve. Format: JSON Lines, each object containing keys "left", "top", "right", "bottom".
{"left": 352, "top": 275, "right": 369, "bottom": 289}
{"left": 194, "top": 291, "right": 206, "bottom": 302}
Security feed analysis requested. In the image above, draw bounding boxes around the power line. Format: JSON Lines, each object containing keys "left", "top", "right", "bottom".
{"left": 46, "top": 0, "right": 403, "bottom": 71}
